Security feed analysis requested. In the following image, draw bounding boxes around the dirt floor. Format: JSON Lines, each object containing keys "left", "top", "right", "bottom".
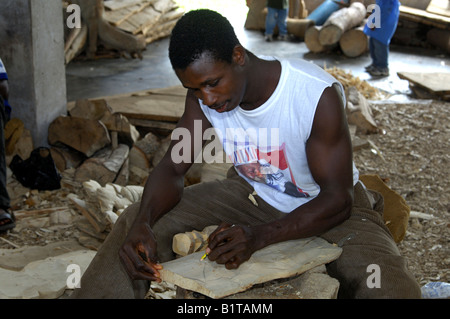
{"left": 352, "top": 99, "right": 450, "bottom": 286}
{"left": 1, "top": 98, "right": 449, "bottom": 292}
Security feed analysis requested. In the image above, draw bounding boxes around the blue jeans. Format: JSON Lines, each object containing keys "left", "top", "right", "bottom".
{"left": 369, "top": 37, "right": 389, "bottom": 69}
{"left": 265, "top": 7, "right": 288, "bottom": 36}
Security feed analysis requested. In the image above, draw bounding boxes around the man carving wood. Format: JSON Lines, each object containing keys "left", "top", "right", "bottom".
{"left": 71, "top": 9, "right": 420, "bottom": 299}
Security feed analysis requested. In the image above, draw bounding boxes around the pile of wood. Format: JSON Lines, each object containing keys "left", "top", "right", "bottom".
{"left": 393, "top": 0, "right": 450, "bottom": 53}
{"left": 305, "top": 2, "right": 369, "bottom": 57}
{"left": 245, "top": 0, "right": 314, "bottom": 38}
{"left": 63, "top": 0, "right": 184, "bottom": 64}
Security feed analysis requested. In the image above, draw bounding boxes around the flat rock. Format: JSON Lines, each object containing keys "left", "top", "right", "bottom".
{"left": 0, "top": 240, "right": 87, "bottom": 271}
{"left": 0, "top": 250, "right": 96, "bottom": 299}
{"left": 160, "top": 237, "right": 342, "bottom": 299}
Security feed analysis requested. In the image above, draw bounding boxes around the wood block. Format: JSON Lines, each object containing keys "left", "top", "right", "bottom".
{"left": 397, "top": 72, "right": 450, "bottom": 96}
{"left": 160, "top": 237, "right": 342, "bottom": 299}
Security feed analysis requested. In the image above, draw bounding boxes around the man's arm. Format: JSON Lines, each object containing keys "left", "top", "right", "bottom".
{"left": 118, "top": 89, "right": 212, "bottom": 281}
{"left": 207, "top": 85, "right": 354, "bottom": 268}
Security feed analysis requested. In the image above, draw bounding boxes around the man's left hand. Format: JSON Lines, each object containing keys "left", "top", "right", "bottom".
{"left": 205, "top": 222, "right": 259, "bottom": 269}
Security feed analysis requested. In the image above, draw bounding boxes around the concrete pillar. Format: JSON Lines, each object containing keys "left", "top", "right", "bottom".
{"left": 0, "top": 0, "right": 67, "bottom": 148}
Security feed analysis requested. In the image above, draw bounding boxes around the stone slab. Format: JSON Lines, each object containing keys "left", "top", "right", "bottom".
{"left": 160, "top": 237, "right": 342, "bottom": 299}
{"left": 0, "top": 250, "right": 96, "bottom": 299}
{"left": 0, "top": 240, "right": 87, "bottom": 271}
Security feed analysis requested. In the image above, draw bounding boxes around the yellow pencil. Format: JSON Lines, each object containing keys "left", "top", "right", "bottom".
{"left": 200, "top": 252, "right": 208, "bottom": 261}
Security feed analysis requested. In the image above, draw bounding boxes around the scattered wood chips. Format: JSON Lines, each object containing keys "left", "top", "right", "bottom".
{"left": 324, "top": 65, "right": 384, "bottom": 100}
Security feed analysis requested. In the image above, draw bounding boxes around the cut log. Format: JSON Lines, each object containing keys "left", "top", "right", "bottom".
{"left": 319, "top": 2, "right": 366, "bottom": 46}
{"left": 306, "top": 0, "right": 348, "bottom": 26}
{"left": 339, "top": 24, "right": 368, "bottom": 57}
{"left": 50, "top": 146, "right": 86, "bottom": 172}
{"left": 286, "top": 18, "right": 314, "bottom": 38}
{"left": 244, "top": 0, "right": 267, "bottom": 30}
{"left": 305, "top": 25, "right": 338, "bottom": 53}
{"left": 100, "top": 112, "right": 140, "bottom": 147}
{"left": 48, "top": 116, "right": 111, "bottom": 157}
{"left": 288, "top": 0, "right": 308, "bottom": 18}
{"left": 399, "top": 4, "right": 450, "bottom": 30}
{"left": 345, "top": 86, "right": 378, "bottom": 134}
{"left": 65, "top": 23, "right": 88, "bottom": 64}
{"left": 74, "top": 144, "right": 129, "bottom": 186}
{"left": 71, "top": 0, "right": 147, "bottom": 59}
{"left": 69, "top": 98, "right": 113, "bottom": 121}
{"left": 4, "top": 118, "right": 24, "bottom": 156}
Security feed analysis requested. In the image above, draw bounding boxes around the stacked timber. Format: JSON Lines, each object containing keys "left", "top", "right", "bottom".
{"left": 245, "top": 0, "right": 313, "bottom": 39}
{"left": 305, "top": 2, "right": 369, "bottom": 57}
{"left": 63, "top": 0, "right": 184, "bottom": 64}
{"left": 394, "top": 0, "right": 450, "bottom": 53}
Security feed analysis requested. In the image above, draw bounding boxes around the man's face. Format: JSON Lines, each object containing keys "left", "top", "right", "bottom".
{"left": 237, "top": 162, "right": 264, "bottom": 182}
{"left": 175, "top": 50, "right": 246, "bottom": 113}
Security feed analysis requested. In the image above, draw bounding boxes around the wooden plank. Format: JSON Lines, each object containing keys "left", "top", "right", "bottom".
{"left": 104, "top": 0, "right": 148, "bottom": 11}
{"left": 160, "top": 237, "right": 342, "bottom": 299}
{"left": 397, "top": 72, "right": 450, "bottom": 95}
{"left": 427, "top": 0, "right": 450, "bottom": 17}
{"left": 400, "top": 5, "right": 450, "bottom": 29}
{"left": 103, "top": 2, "right": 152, "bottom": 26}
{"left": 105, "top": 93, "right": 185, "bottom": 122}
{"left": 115, "top": 6, "right": 161, "bottom": 34}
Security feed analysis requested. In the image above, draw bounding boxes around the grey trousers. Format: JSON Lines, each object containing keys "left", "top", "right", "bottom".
{"left": 70, "top": 174, "right": 421, "bottom": 299}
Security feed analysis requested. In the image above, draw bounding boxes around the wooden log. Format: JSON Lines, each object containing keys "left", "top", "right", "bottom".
{"left": 50, "top": 146, "right": 86, "bottom": 172}
{"left": 307, "top": 0, "right": 348, "bottom": 26}
{"left": 69, "top": 98, "right": 113, "bottom": 121}
{"left": 399, "top": 5, "right": 450, "bottom": 30}
{"left": 319, "top": 2, "right": 366, "bottom": 46}
{"left": 48, "top": 116, "right": 111, "bottom": 157}
{"left": 289, "top": 0, "right": 308, "bottom": 19}
{"left": 74, "top": 144, "right": 129, "bottom": 186}
{"left": 65, "top": 23, "right": 88, "bottom": 64}
{"left": 4, "top": 118, "right": 24, "bottom": 155}
{"left": 339, "top": 25, "right": 368, "bottom": 57}
{"left": 244, "top": 0, "right": 267, "bottom": 30}
{"left": 286, "top": 18, "right": 314, "bottom": 38}
{"left": 345, "top": 86, "right": 378, "bottom": 134}
{"left": 71, "top": 0, "right": 147, "bottom": 59}
{"left": 305, "top": 25, "right": 338, "bottom": 53}
{"left": 100, "top": 112, "right": 140, "bottom": 147}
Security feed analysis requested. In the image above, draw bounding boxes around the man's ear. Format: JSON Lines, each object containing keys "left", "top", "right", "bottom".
{"left": 232, "top": 45, "right": 246, "bottom": 66}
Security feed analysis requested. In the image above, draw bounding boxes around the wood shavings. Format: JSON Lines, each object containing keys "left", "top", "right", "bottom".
{"left": 324, "top": 65, "right": 384, "bottom": 100}
{"left": 248, "top": 191, "right": 258, "bottom": 206}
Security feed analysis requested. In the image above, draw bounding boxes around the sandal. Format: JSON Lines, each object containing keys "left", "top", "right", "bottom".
{"left": 0, "top": 209, "right": 15, "bottom": 232}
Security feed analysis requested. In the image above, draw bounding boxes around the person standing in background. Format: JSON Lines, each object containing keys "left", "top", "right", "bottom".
{"left": 265, "top": 0, "right": 289, "bottom": 42}
{"left": 364, "top": 0, "right": 400, "bottom": 77}
{"left": 0, "top": 57, "right": 15, "bottom": 232}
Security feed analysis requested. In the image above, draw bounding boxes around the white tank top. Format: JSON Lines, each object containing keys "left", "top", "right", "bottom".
{"left": 199, "top": 58, "right": 359, "bottom": 213}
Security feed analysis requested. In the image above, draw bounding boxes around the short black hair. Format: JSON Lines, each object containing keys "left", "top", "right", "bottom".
{"left": 168, "top": 9, "right": 241, "bottom": 70}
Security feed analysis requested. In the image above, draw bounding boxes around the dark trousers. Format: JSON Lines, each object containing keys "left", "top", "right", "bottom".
{"left": 369, "top": 37, "right": 389, "bottom": 69}
{"left": 0, "top": 96, "right": 10, "bottom": 210}
{"left": 71, "top": 175, "right": 421, "bottom": 299}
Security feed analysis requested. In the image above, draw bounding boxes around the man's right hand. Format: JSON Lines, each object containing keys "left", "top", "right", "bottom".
{"left": 118, "top": 221, "right": 163, "bottom": 282}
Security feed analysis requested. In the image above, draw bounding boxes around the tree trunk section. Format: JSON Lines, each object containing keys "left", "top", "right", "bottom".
{"left": 339, "top": 24, "right": 368, "bottom": 57}
{"left": 305, "top": 25, "right": 337, "bottom": 53}
{"left": 319, "top": 2, "right": 366, "bottom": 46}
